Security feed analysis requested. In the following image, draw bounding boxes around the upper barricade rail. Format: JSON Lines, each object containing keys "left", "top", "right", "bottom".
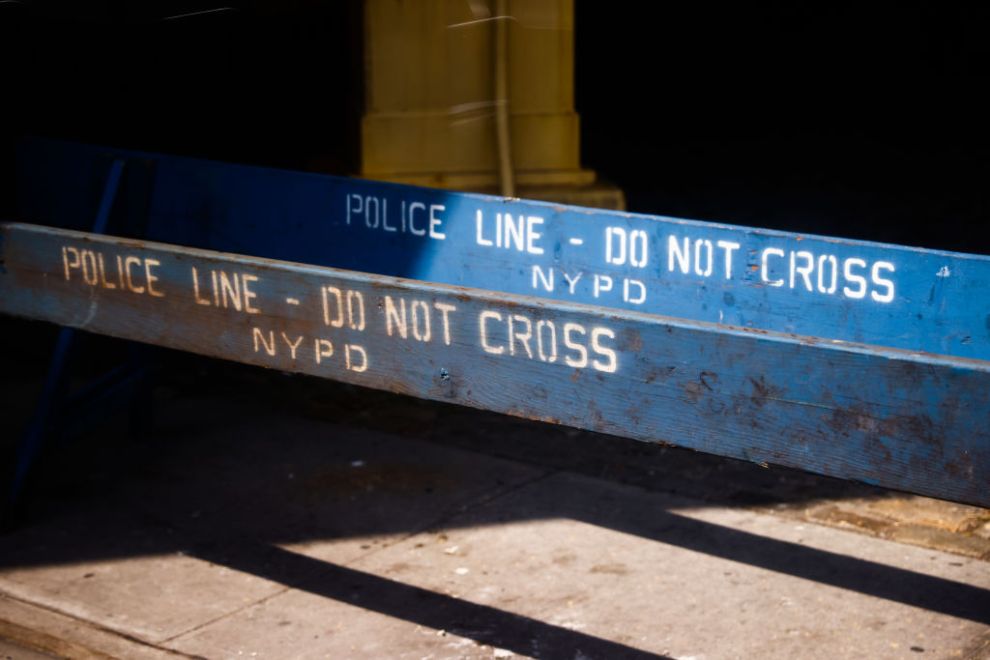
{"left": 16, "top": 138, "right": 990, "bottom": 362}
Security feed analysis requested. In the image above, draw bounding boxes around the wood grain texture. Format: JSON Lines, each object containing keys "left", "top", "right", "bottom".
{"left": 2, "top": 223, "right": 987, "bottom": 506}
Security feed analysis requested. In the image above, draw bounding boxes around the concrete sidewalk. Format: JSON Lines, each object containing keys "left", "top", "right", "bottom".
{"left": 1, "top": 363, "right": 988, "bottom": 659}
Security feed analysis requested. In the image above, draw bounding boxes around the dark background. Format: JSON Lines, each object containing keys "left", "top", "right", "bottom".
{"left": 578, "top": 3, "right": 990, "bottom": 253}
{"left": 2, "top": 1, "right": 988, "bottom": 253}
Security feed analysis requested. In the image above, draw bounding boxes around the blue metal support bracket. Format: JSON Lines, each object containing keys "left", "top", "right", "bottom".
{"left": 6, "top": 157, "right": 155, "bottom": 521}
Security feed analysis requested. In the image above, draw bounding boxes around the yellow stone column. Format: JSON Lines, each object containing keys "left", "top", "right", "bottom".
{"left": 360, "top": 0, "right": 624, "bottom": 209}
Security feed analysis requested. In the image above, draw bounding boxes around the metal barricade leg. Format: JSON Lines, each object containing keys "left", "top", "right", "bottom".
{"left": 4, "top": 159, "right": 128, "bottom": 525}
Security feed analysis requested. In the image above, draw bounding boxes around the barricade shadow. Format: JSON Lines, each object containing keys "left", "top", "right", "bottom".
{"left": 0, "top": 353, "right": 987, "bottom": 658}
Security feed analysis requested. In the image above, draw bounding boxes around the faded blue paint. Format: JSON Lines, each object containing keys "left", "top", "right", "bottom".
{"left": 16, "top": 139, "right": 990, "bottom": 361}
{"left": 1, "top": 223, "right": 987, "bottom": 506}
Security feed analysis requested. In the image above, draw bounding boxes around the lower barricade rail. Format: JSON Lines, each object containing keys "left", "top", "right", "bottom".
{"left": 1, "top": 222, "right": 987, "bottom": 507}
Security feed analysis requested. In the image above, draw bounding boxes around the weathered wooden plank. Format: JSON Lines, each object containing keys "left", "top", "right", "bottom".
{"left": 17, "top": 139, "right": 990, "bottom": 360}
{"left": 2, "top": 223, "right": 987, "bottom": 506}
